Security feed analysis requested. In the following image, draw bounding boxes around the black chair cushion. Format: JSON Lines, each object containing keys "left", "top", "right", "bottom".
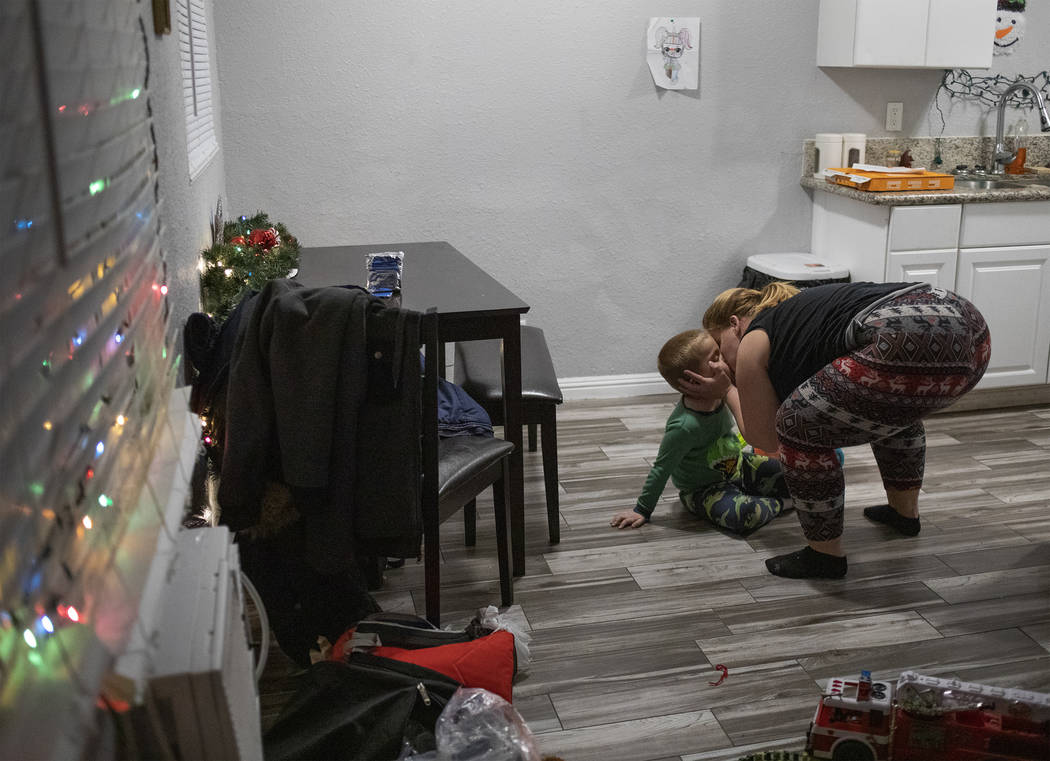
{"left": 437, "top": 436, "right": 514, "bottom": 498}
{"left": 454, "top": 325, "right": 562, "bottom": 405}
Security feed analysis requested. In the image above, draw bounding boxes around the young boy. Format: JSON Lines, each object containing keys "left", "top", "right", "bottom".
{"left": 609, "top": 329, "right": 790, "bottom": 535}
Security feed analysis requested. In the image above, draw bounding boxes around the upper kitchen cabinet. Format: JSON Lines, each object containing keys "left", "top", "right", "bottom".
{"left": 817, "top": 0, "right": 996, "bottom": 69}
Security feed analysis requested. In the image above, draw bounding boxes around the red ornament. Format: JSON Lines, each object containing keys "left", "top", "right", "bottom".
{"left": 230, "top": 235, "right": 246, "bottom": 245}
{"left": 248, "top": 227, "right": 280, "bottom": 251}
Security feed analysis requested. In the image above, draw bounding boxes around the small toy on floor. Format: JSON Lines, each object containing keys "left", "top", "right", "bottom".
{"left": 806, "top": 669, "right": 1050, "bottom": 759}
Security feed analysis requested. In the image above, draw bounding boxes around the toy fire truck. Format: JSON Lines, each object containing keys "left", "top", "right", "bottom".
{"left": 805, "top": 670, "right": 1050, "bottom": 760}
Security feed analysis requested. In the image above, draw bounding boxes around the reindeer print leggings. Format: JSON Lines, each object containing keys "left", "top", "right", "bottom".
{"left": 774, "top": 286, "right": 991, "bottom": 543}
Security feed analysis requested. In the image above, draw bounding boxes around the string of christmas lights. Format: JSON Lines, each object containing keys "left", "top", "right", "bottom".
{"left": 932, "top": 69, "right": 1050, "bottom": 133}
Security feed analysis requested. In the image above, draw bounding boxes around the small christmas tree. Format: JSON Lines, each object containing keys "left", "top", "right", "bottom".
{"left": 199, "top": 208, "right": 301, "bottom": 322}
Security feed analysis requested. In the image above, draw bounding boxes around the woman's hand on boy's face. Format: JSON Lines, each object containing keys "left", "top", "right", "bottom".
{"left": 610, "top": 510, "right": 646, "bottom": 529}
{"left": 680, "top": 366, "right": 731, "bottom": 401}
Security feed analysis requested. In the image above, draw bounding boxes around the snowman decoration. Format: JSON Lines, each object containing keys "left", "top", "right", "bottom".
{"left": 994, "top": 0, "right": 1025, "bottom": 56}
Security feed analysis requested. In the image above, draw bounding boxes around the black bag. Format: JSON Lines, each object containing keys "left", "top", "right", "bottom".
{"left": 263, "top": 654, "right": 461, "bottom": 761}
{"left": 348, "top": 611, "right": 484, "bottom": 650}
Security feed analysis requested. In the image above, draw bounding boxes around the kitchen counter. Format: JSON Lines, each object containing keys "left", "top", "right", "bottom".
{"left": 800, "top": 174, "right": 1050, "bottom": 206}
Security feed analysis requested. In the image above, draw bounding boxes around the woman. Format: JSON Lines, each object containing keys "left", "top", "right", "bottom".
{"left": 684, "top": 281, "right": 990, "bottom": 579}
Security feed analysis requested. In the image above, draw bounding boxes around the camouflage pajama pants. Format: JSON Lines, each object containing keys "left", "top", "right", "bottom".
{"left": 682, "top": 451, "right": 791, "bottom": 535}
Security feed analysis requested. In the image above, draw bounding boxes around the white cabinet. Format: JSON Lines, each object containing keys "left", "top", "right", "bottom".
{"left": 811, "top": 194, "right": 1050, "bottom": 388}
{"left": 885, "top": 205, "right": 960, "bottom": 288}
{"left": 956, "top": 245, "right": 1050, "bottom": 388}
{"left": 886, "top": 249, "right": 957, "bottom": 289}
{"left": 817, "top": 0, "right": 996, "bottom": 69}
{"left": 960, "top": 201, "right": 1050, "bottom": 247}
{"left": 955, "top": 200, "right": 1050, "bottom": 388}
{"left": 809, "top": 195, "right": 958, "bottom": 283}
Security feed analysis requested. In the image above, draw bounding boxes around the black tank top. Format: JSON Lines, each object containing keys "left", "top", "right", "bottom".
{"left": 745, "top": 281, "right": 913, "bottom": 402}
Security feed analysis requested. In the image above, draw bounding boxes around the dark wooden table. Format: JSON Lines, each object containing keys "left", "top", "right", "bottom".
{"left": 297, "top": 241, "right": 531, "bottom": 575}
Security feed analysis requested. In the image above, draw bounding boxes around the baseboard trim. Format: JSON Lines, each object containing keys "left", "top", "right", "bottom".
{"left": 559, "top": 373, "right": 1050, "bottom": 410}
{"left": 559, "top": 372, "right": 669, "bottom": 401}
{"left": 936, "top": 383, "right": 1050, "bottom": 413}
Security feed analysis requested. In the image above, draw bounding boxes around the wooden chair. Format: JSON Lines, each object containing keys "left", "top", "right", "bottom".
{"left": 421, "top": 310, "right": 514, "bottom": 626}
{"left": 454, "top": 325, "right": 563, "bottom": 545}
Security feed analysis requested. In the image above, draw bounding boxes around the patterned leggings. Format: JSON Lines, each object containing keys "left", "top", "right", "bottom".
{"left": 774, "top": 287, "right": 991, "bottom": 542}
{"left": 683, "top": 451, "right": 791, "bottom": 535}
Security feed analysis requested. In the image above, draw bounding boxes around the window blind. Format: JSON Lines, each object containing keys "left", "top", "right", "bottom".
{"left": 177, "top": 0, "right": 218, "bottom": 178}
{"left": 0, "top": 0, "right": 174, "bottom": 755}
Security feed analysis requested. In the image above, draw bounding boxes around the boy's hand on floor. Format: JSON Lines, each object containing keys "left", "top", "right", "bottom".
{"left": 610, "top": 510, "right": 647, "bottom": 529}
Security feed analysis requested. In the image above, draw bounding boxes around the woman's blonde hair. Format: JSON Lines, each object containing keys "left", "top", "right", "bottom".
{"left": 702, "top": 281, "right": 800, "bottom": 331}
{"left": 657, "top": 329, "right": 716, "bottom": 390}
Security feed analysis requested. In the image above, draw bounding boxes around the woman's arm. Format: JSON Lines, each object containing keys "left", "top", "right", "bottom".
{"left": 723, "top": 384, "right": 743, "bottom": 432}
{"left": 733, "top": 330, "right": 781, "bottom": 452}
{"left": 679, "top": 366, "right": 731, "bottom": 402}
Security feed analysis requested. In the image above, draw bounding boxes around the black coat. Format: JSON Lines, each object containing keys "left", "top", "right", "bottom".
{"left": 218, "top": 279, "right": 423, "bottom": 568}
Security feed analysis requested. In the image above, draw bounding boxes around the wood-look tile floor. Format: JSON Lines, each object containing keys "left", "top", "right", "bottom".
{"left": 259, "top": 396, "right": 1050, "bottom": 760}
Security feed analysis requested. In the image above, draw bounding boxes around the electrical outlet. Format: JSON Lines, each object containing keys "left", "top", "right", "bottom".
{"left": 886, "top": 102, "right": 903, "bottom": 132}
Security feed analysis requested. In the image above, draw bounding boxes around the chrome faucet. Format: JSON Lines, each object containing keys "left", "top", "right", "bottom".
{"left": 992, "top": 80, "right": 1050, "bottom": 174}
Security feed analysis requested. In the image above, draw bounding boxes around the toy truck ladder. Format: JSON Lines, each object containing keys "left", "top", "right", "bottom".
{"left": 895, "top": 671, "right": 1050, "bottom": 723}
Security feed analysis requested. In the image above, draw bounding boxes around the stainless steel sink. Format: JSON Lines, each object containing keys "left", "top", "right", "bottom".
{"left": 952, "top": 177, "right": 1025, "bottom": 191}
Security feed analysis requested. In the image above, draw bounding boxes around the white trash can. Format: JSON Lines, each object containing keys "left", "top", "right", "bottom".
{"left": 738, "top": 252, "right": 850, "bottom": 290}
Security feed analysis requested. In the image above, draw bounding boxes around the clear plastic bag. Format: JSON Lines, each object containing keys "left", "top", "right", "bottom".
{"left": 475, "top": 605, "right": 532, "bottom": 673}
{"left": 365, "top": 251, "right": 404, "bottom": 297}
{"left": 435, "top": 688, "right": 539, "bottom": 761}
{"left": 430, "top": 688, "right": 539, "bottom": 761}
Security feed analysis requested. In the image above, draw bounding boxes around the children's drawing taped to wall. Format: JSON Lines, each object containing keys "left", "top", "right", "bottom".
{"left": 647, "top": 17, "right": 700, "bottom": 90}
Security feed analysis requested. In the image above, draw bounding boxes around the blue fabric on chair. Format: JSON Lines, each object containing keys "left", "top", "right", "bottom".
{"left": 437, "top": 377, "right": 493, "bottom": 438}
{"left": 419, "top": 353, "right": 493, "bottom": 438}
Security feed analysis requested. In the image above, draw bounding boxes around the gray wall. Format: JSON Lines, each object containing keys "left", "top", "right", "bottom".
{"left": 211, "top": 0, "right": 1048, "bottom": 380}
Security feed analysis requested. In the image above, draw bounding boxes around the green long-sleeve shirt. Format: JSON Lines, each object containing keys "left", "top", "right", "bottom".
{"left": 634, "top": 399, "right": 743, "bottom": 519}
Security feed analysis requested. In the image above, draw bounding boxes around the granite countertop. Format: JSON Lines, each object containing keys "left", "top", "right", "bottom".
{"left": 800, "top": 174, "right": 1050, "bottom": 206}
{"left": 799, "top": 135, "right": 1050, "bottom": 206}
